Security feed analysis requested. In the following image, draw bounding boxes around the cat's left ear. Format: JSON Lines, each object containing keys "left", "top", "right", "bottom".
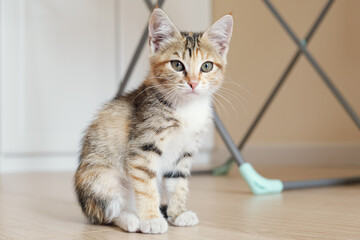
{"left": 203, "top": 14, "right": 233, "bottom": 58}
{"left": 148, "top": 9, "right": 181, "bottom": 54}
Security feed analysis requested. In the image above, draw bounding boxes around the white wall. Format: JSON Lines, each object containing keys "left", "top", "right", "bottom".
{"left": 0, "top": 0, "right": 213, "bottom": 172}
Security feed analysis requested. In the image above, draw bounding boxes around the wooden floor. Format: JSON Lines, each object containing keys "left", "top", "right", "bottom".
{"left": 1, "top": 164, "right": 360, "bottom": 240}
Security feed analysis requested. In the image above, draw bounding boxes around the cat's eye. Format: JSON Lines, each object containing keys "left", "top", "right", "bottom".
{"left": 171, "top": 60, "right": 185, "bottom": 72}
{"left": 201, "top": 61, "right": 213, "bottom": 73}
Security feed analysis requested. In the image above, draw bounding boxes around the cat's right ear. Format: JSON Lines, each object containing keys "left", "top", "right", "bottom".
{"left": 148, "top": 9, "right": 180, "bottom": 54}
{"left": 203, "top": 14, "right": 233, "bottom": 59}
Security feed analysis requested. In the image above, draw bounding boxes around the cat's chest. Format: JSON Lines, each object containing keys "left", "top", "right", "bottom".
{"left": 175, "top": 99, "right": 212, "bottom": 135}
{"left": 159, "top": 99, "right": 212, "bottom": 173}
{"left": 164, "top": 99, "right": 212, "bottom": 153}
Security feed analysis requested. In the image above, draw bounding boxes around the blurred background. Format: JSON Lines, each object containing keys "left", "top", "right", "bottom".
{"left": 1, "top": 0, "right": 359, "bottom": 173}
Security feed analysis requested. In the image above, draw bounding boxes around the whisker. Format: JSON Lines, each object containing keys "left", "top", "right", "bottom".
{"left": 147, "top": 76, "right": 178, "bottom": 83}
{"left": 148, "top": 87, "right": 178, "bottom": 110}
{"left": 213, "top": 91, "right": 240, "bottom": 120}
{"left": 218, "top": 88, "right": 248, "bottom": 118}
{"left": 219, "top": 86, "right": 248, "bottom": 103}
{"left": 131, "top": 84, "right": 179, "bottom": 104}
{"left": 218, "top": 88, "right": 246, "bottom": 105}
{"left": 223, "top": 76, "right": 253, "bottom": 96}
{"left": 210, "top": 97, "right": 222, "bottom": 119}
{"left": 208, "top": 92, "right": 230, "bottom": 120}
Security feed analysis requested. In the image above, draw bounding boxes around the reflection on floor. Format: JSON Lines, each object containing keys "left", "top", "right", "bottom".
{"left": 0, "top": 164, "right": 359, "bottom": 240}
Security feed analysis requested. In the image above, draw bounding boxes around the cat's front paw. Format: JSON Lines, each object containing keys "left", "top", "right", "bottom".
{"left": 114, "top": 212, "right": 140, "bottom": 233}
{"left": 139, "top": 217, "right": 168, "bottom": 234}
{"left": 171, "top": 211, "right": 199, "bottom": 227}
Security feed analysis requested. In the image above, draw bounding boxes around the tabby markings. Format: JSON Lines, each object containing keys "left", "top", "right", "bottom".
{"left": 175, "top": 152, "right": 193, "bottom": 165}
{"left": 164, "top": 171, "right": 188, "bottom": 178}
{"left": 141, "top": 143, "right": 162, "bottom": 156}
{"left": 160, "top": 205, "right": 168, "bottom": 219}
{"left": 155, "top": 91, "right": 172, "bottom": 108}
{"left": 130, "top": 164, "right": 156, "bottom": 179}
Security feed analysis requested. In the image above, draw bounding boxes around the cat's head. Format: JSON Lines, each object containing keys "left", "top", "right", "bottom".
{"left": 147, "top": 9, "right": 233, "bottom": 105}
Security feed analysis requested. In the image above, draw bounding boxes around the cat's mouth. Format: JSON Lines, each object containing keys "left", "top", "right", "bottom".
{"left": 185, "top": 89, "right": 200, "bottom": 95}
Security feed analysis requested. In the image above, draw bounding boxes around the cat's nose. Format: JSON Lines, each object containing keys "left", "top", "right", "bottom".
{"left": 187, "top": 82, "right": 199, "bottom": 90}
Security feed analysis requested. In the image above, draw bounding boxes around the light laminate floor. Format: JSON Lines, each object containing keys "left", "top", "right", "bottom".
{"left": 0, "top": 164, "right": 360, "bottom": 240}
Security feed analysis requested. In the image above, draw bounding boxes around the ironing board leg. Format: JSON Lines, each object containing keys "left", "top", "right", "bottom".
{"left": 206, "top": 0, "right": 335, "bottom": 177}
{"left": 264, "top": 0, "right": 360, "bottom": 129}
{"left": 116, "top": 0, "right": 165, "bottom": 98}
{"left": 239, "top": 0, "right": 335, "bottom": 150}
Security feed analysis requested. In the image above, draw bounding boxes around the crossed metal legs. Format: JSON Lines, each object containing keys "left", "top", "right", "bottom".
{"left": 116, "top": 0, "right": 165, "bottom": 98}
{"left": 206, "top": 0, "right": 338, "bottom": 176}
{"left": 117, "top": 0, "right": 360, "bottom": 194}
{"left": 213, "top": 0, "right": 360, "bottom": 193}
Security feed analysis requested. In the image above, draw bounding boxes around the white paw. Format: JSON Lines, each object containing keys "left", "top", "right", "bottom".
{"left": 171, "top": 211, "right": 199, "bottom": 227}
{"left": 114, "top": 212, "right": 140, "bottom": 233}
{"left": 139, "top": 217, "right": 168, "bottom": 234}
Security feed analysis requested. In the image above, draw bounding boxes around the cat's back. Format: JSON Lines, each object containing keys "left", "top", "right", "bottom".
{"left": 80, "top": 97, "right": 132, "bottom": 162}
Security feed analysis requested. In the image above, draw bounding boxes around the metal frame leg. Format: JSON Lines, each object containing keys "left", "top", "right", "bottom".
{"left": 208, "top": 0, "right": 336, "bottom": 176}
{"left": 203, "top": 0, "right": 360, "bottom": 193}
{"left": 214, "top": 112, "right": 283, "bottom": 195}
{"left": 239, "top": 0, "right": 335, "bottom": 150}
{"left": 283, "top": 177, "right": 360, "bottom": 190}
{"left": 256, "top": 0, "right": 360, "bottom": 191}
{"left": 116, "top": 0, "right": 165, "bottom": 98}
{"left": 264, "top": 0, "right": 360, "bottom": 129}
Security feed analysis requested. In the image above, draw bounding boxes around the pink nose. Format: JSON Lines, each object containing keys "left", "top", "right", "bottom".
{"left": 187, "top": 82, "right": 199, "bottom": 90}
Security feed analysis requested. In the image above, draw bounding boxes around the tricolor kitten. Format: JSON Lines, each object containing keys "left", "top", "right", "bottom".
{"left": 74, "top": 9, "right": 233, "bottom": 234}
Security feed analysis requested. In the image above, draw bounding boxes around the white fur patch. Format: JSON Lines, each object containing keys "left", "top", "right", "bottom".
{"left": 159, "top": 97, "right": 212, "bottom": 174}
{"left": 164, "top": 178, "right": 178, "bottom": 195}
{"left": 105, "top": 199, "right": 122, "bottom": 222}
{"left": 114, "top": 212, "right": 140, "bottom": 233}
{"left": 170, "top": 211, "right": 199, "bottom": 227}
{"left": 140, "top": 217, "right": 168, "bottom": 234}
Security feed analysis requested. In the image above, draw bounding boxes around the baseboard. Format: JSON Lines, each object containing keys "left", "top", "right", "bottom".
{"left": 2, "top": 143, "right": 359, "bottom": 173}
{"left": 0, "top": 152, "right": 78, "bottom": 173}
{"left": 243, "top": 143, "right": 360, "bottom": 166}
{"left": 192, "top": 143, "right": 360, "bottom": 171}
{"left": 0, "top": 148, "right": 213, "bottom": 173}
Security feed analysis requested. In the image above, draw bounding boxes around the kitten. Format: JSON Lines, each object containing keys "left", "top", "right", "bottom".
{"left": 74, "top": 9, "right": 233, "bottom": 234}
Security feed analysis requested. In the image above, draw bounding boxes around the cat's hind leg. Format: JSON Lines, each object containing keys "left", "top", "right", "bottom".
{"left": 112, "top": 187, "right": 140, "bottom": 232}
{"left": 113, "top": 211, "right": 139, "bottom": 233}
{"left": 75, "top": 165, "right": 140, "bottom": 232}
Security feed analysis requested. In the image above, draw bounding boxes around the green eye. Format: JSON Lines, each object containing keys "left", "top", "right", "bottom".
{"left": 171, "top": 60, "right": 185, "bottom": 71}
{"left": 201, "top": 61, "right": 213, "bottom": 72}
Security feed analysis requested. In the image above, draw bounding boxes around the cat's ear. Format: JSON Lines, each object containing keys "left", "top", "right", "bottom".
{"left": 148, "top": 9, "right": 180, "bottom": 54}
{"left": 203, "top": 14, "right": 233, "bottom": 58}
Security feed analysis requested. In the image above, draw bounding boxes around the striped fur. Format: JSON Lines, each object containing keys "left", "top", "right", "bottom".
{"left": 74, "top": 8, "right": 233, "bottom": 234}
